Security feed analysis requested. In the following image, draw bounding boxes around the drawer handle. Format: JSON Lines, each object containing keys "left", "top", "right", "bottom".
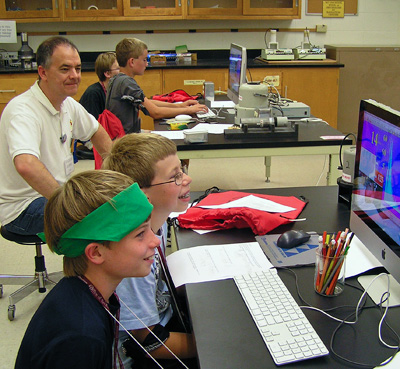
{"left": 0, "top": 89, "right": 16, "bottom": 93}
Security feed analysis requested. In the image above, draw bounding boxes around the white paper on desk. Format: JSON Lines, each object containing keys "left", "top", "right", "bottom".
{"left": 189, "top": 123, "right": 233, "bottom": 134}
{"left": 166, "top": 242, "right": 273, "bottom": 287}
{"left": 198, "top": 194, "right": 295, "bottom": 213}
{"left": 151, "top": 130, "right": 185, "bottom": 139}
{"left": 345, "top": 235, "right": 382, "bottom": 278}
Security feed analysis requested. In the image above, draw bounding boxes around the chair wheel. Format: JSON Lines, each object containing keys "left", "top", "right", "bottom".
{"left": 8, "top": 305, "right": 15, "bottom": 321}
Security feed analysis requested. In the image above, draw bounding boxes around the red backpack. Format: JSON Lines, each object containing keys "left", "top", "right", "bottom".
{"left": 152, "top": 89, "right": 202, "bottom": 103}
{"left": 93, "top": 109, "right": 125, "bottom": 169}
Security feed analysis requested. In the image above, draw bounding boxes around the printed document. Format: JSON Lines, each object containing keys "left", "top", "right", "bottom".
{"left": 166, "top": 242, "right": 273, "bottom": 287}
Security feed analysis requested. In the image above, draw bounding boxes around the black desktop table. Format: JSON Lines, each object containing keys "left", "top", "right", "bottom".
{"left": 174, "top": 186, "right": 399, "bottom": 369}
{"left": 155, "top": 121, "right": 352, "bottom": 185}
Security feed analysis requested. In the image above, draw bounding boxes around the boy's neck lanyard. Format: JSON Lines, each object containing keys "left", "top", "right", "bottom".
{"left": 78, "top": 275, "right": 124, "bottom": 369}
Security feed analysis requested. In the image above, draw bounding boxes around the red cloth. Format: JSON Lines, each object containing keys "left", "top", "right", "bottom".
{"left": 93, "top": 109, "right": 125, "bottom": 169}
{"left": 177, "top": 191, "right": 307, "bottom": 235}
{"left": 152, "top": 89, "right": 201, "bottom": 103}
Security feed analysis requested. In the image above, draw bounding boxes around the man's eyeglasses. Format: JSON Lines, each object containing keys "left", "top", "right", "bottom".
{"left": 149, "top": 166, "right": 188, "bottom": 187}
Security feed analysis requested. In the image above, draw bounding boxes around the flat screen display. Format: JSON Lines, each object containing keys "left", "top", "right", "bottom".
{"left": 227, "top": 43, "right": 247, "bottom": 105}
{"left": 351, "top": 99, "right": 400, "bottom": 283}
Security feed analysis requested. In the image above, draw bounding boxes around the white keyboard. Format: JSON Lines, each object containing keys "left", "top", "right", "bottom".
{"left": 234, "top": 269, "right": 329, "bottom": 366}
{"left": 196, "top": 108, "right": 217, "bottom": 119}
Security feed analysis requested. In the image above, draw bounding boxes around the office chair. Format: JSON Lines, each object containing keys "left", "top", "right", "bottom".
{"left": 0, "top": 226, "right": 63, "bottom": 321}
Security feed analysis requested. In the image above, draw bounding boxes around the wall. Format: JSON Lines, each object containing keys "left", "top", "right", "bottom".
{"left": 2, "top": 0, "right": 400, "bottom": 53}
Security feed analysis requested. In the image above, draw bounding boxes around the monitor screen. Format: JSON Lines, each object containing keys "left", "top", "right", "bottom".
{"left": 350, "top": 99, "right": 400, "bottom": 284}
{"left": 227, "top": 43, "right": 247, "bottom": 105}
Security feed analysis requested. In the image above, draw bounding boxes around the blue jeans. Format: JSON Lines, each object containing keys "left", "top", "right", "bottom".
{"left": 4, "top": 197, "right": 48, "bottom": 236}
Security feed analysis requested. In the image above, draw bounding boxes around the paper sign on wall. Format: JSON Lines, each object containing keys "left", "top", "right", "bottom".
{"left": 323, "top": 0, "right": 345, "bottom": 18}
{"left": 0, "top": 21, "right": 17, "bottom": 43}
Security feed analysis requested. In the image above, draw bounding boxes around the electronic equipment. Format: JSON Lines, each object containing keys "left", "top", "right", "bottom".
{"left": 196, "top": 108, "right": 217, "bottom": 119}
{"left": 234, "top": 269, "right": 329, "bottom": 365}
{"left": 224, "top": 117, "right": 298, "bottom": 139}
{"left": 235, "top": 82, "right": 269, "bottom": 124}
{"left": 271, "top": 102, "right": 311, "bottom": 118}
{"left": 350, "top": 99, "right": 400, "bottom": 299}
{"left": 227, "top": 43, "right": 247, "bottom": 105}
{"left": 261, "top": 48, "right": 295, "bottom": 61}
{"left": 203, "top": 81, "right": 215, "bottom": 107}
{"left": 292, "top": 48, "right": 326, "bottom": 60}
{"left": 18, "top": 32, "right": 34, "bottom": 70}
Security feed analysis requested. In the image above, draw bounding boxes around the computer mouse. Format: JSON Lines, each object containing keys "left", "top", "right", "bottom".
{"left": 175, "top": 114, "right": 192, "bottom": 121}
{"left": 276, "top": 230, "right": 311, "bottom": 249}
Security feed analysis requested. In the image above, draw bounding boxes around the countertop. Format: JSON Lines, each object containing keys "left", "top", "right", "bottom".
{"left": 0, "top": 58, "right": 343, "bottom": 74}
{"left": 0, "top": 49, "right": 343, "bottom": 74}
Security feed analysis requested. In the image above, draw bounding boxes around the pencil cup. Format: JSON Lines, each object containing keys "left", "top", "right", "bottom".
{"left": 314, "top": 249, "right": 346, "bottom": 296}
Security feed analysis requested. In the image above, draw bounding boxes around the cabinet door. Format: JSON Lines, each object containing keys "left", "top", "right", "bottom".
{"left": 163, "top": 69, "right": 227, "bottom": 96}
{"left": 64, "top": 0, "right": 122, "bottom": 17}
{"left": 123, "top": 0, "right": 182, "bottom": 17}
{"left": 284, "top": 67, "right": 339, "bottom": 128}
{"left": 0, "top": 73, "right": 37, "bottom": 115}
{"left": 137, "top": 69, "right": 162, "bottom": 130}
{"left": 187, "top": 0, "right": 241, "bottom": 17}
{"left": 243, "top": 0, "right": 301, "bottom": 17}
{"left": 0, "top": 0, "right": 60, "bottom": 19}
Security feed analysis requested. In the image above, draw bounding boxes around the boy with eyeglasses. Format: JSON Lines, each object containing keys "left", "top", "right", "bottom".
{"left": 103, "top": 133, "right": 197, "bottom": 369}
{"left": 106, "top": 37, "right": 207, "bottom": 134}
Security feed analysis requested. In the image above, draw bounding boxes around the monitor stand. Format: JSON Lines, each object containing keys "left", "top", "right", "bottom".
{"left": 358, "top": 274, "right": 400, "bottom": 307}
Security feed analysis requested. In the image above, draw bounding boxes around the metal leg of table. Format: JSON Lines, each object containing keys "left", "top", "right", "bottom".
{"left": 327, "top": 154, "right": 341, "bottom": 186}
{"left": 264, "top": 156, "right": 271, "bottom": 183}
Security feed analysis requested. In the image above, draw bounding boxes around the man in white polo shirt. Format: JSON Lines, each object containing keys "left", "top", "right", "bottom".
{"left": 0, "top": 36, "right": 112, "bottom": 236}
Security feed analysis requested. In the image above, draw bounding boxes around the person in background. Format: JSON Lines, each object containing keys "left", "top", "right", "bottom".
{"left": 106, "top": 37, "right": 207, "bottom": 134}
{"left": 77, "top": 52, "right": 119, "bottom": 156}
{"left": 80, "top": 51, "right": 120, "bottom": 120}
{"left": 0, "top": 36, "right": 112, "bottom": 236}
{"left": 103, "top": 133, "right": 197, "bottom": 369}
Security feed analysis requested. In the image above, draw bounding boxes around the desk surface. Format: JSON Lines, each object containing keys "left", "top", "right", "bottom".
{"left": 155, "top": 121, "right": 350, "bottom": 152}
{"left": 175, "top": 186, "right": 399, "bottom": 369}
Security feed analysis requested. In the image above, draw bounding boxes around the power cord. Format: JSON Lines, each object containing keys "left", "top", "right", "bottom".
{"left": 338, "top": 132, "right": 357, "bottom": 170}
{"left": 278, "top": 268, "right": 400, "bottom": 368}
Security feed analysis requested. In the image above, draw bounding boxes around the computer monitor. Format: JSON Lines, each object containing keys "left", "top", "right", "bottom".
{"left": 227, "top": 43, "right": 247, "bottom": 105}
{"left": 350, "top": 99, "right": 400, "bottom": 288}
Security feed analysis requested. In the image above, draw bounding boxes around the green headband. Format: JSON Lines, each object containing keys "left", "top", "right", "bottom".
{"left": 38, "top": 183, "right": 153, "bottom": 258}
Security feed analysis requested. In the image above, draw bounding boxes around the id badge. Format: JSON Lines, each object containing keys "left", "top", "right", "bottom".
{"left": 64, "top": 154, "right": 74, "bottom": 177}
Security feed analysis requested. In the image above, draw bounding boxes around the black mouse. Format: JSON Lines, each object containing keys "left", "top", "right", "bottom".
{"left": 276, "top": 230, "right": 311, "bottom": 249}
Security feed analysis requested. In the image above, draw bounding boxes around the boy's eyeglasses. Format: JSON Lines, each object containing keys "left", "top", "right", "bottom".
{"left": 149, "top": 166, "right": 188, "bottom": 187}
{"left": 109, "top": 67, "right": 120, "bottom": 72}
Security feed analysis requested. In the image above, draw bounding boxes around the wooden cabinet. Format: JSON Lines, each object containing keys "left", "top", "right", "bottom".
{"left": 0, "top": 0, "right": 60, "bottom": 21}
{"left": 0, "top": 0, "right": 300, "bottom": 21}
{"left": 187, "top": 0, "right": 242, "bottom": 18}
{"left": 163, "top": 68, "right": 227, "bottom": 96}
{"left": 123, "top": 0, "right": 182, "bottom": 17}
{"left": 64, "top": 0, "right": 123, "bottom": 18}
{"left": 187, "top": 0, "right": 300, "bottom": 19}
{"left": 0, "top": 64, "right": 338, "bottom": 131}
{"left": 243, "top": 0, "right": 300, "bottom": 17}
{"left": 0, "top": 73, "right": 36, "bottom": 113}
{"left": 135, "top": 69, "right": 162, "bottom": 130}
{"left": 245, "top": 66, "right": 339, "bottom": 127}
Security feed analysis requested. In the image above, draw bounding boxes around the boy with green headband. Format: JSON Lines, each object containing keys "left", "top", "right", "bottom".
{"left": 103, "top": 133, "right": 197, "bottom": 368}
{"left": 15, "top": 170, "right": 159, "bottom": 369}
